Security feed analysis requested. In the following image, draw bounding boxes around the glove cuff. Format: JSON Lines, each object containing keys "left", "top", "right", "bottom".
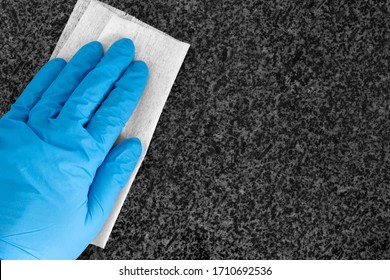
{"left": 0, "top": 239, "right": 39, "bottom": 260}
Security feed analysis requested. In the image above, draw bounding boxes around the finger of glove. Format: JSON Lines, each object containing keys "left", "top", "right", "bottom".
{"left": 3, "top": 58, "right": 66, "bottom": 122}
{"left": 58, "top": 38, "right": 135, "bottom": 126}
{"left": 86, "top": 61, "right": 148, "bottom": 152}
{"left": 86, "top": 137, "right": 142, "bottom": 226}
{"left": 29, "top": 41, "right": 103, "bottom": 121}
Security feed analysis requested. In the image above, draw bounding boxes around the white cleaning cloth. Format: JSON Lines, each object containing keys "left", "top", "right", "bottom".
{"left": 51, "top": 0, "right": 190, "bottom": 248}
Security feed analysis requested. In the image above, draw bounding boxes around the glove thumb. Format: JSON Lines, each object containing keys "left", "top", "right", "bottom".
{"left": 86, "top": 137, "right": 142, "bottom": 228}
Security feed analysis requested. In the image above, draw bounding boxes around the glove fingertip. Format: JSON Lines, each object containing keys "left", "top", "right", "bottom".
{"left": 112, "top": 38, "right": 135, "bottom": 57}
{"left": 83, "top": 40, "right": 104, "bottom": 54}
{"left": 120, "top": 137, "right": 143, "bottom": 163}
{"left": 49, "top": 57, "right": 67, "bottom": 67}
{"left": 86, "top": 138, "right": 142, "bottom": 224}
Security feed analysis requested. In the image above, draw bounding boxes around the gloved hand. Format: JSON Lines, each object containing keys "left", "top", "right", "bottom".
{"left": 0, "top": 38, "right": 148, "bottom": 259}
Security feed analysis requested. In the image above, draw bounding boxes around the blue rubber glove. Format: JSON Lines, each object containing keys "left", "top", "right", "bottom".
{"left": 0, "top": 38, "right": 148, "bottom": 259}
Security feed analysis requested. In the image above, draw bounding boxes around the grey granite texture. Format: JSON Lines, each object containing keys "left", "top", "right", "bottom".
{"left": 0, "top": 0, "right": 389, "bottom": 259}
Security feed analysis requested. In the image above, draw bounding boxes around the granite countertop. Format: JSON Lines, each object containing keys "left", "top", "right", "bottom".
{"left": 0, "top": 0, "right": 389, "bottom": 259}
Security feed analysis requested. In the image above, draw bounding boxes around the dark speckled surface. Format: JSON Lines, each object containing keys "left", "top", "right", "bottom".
{"left": 1, "top": 0, "right": 390, "bottom": 259}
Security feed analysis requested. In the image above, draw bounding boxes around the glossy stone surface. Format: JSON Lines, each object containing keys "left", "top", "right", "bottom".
{"left": 0, "top": 0, "right": 389, "bottom": 259}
